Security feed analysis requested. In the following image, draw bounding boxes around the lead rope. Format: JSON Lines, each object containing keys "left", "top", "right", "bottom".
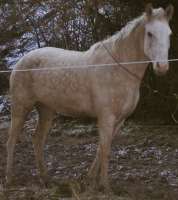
{"left": 101, "top": 42, "right": 178, "bottom": 124}
{"left": 101, "top": 41, "right": 157, "bottom": 93}
{"left": 101, "top": 42, "right": 144, "bottom": 82}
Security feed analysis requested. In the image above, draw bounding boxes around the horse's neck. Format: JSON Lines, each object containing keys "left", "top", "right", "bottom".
{"left": 113, "top": 24, "right": 148, "bottom": 84}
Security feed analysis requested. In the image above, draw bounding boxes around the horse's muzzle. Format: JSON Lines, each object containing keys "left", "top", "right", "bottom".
{"left": 154, "top": 62, "right": 169, "bottom": 76}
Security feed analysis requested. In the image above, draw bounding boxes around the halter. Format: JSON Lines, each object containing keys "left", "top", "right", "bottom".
{"left": 101, "top": 42, "right": 178, "bottom": 123}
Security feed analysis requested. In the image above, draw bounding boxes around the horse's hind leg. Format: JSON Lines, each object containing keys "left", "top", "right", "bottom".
{"left": 32, "top": 105, "right": 54, "bottom": 183}
{"left": 6, "top": 104, "right": 32, "bottom": 184}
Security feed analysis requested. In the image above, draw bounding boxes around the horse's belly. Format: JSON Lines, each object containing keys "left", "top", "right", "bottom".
{"left": 31, "top": 68, "right": 95, "bottom": 116}
{"left": 50, "top": 98, "right": 94, "bottom": 117}
{"left": 35, "top": 87, "right": 95, "bottom": 117}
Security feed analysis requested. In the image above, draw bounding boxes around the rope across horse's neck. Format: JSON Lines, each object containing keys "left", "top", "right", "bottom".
{"left": 101, "top": 41, "right": 157, "bottom": 97}
{"left": 101, "top": 42, "right": 178, "bottom": 123}
{"left": 101, "top": 41, "right": 146, "bottom": 82}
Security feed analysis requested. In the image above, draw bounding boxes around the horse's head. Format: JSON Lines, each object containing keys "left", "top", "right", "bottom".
{"left": 144, "top": 4, "right": 174, "bottom": 75}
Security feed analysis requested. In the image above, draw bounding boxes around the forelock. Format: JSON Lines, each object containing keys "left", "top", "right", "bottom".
{"left": 152, "top": 8, "right": 165, "bottom": 18}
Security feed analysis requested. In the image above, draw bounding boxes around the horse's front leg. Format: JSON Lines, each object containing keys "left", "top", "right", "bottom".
{"left": 88, "top": 114, "right": 116, "bottom": 191}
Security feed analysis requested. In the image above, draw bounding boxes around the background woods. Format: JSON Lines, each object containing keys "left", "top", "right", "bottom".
{"left": 0, "top": 0, "right": 178, "bottom": 121}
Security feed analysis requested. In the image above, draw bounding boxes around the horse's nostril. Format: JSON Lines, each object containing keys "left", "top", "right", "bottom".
{"left": 157, "top": 63, "right": 169, "bottom": 70}
{"left": 155, "top": 62, "right": 169, "bottom": 75}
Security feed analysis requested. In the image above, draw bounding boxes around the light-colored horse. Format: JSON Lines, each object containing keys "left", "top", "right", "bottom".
{"left": 6, "top": 4, "right": 174, "bottom": 190}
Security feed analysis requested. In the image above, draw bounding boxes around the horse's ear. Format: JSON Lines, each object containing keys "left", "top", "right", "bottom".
{"left": 165, "top": 4, "right": 174, "bottom": 21}
{"left": 145, "top": 3, "right": 153, "bottom": 19}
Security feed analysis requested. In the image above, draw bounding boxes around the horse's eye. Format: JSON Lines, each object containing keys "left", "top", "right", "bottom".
{"left": 147, "top": 32, "right": 153, "bottom": 38}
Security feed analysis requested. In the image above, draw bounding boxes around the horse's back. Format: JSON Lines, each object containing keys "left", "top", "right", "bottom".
{"left": 11, "top": 47, "right": 88, "bottom": 91}
{"left": 14, "top": 47, "right": 87, "bottom": 70}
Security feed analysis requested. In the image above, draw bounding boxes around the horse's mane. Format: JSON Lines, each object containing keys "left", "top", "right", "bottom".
{"left": 89, "top": 8, "right": 165, "bottom": 51}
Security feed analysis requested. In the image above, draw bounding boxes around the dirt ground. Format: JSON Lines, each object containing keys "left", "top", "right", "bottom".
{"left": 0, "top": 112, "right": 178, "bottom": 200}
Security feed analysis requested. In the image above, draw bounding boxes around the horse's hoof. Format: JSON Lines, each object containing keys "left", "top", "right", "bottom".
{"left": 39, "top": 175, "right": 51, "bottom": 188}
{"left": 84, "top": 178, "right": 100, "bottom": 193}
{"left": 5, "top": 175, "right": 14, "bottom": 187}
{"left": 98, "top": 184, "right": 112, "bottom": 194}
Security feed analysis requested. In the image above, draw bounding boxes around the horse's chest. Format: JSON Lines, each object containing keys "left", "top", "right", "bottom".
{"left": 112, "top": 87, "right": 140, "bottom": 117}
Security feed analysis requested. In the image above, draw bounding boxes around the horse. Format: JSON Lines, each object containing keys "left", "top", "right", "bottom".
{"left": 6, "top": 4, "right": 174, "bottom": 190}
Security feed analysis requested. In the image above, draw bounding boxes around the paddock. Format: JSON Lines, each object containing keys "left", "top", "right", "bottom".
{"left": 0, "top": 3, "right": 178, "bottom": 200}
{"left": 1, "top": 104, "right": 178, "bottom": 199}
